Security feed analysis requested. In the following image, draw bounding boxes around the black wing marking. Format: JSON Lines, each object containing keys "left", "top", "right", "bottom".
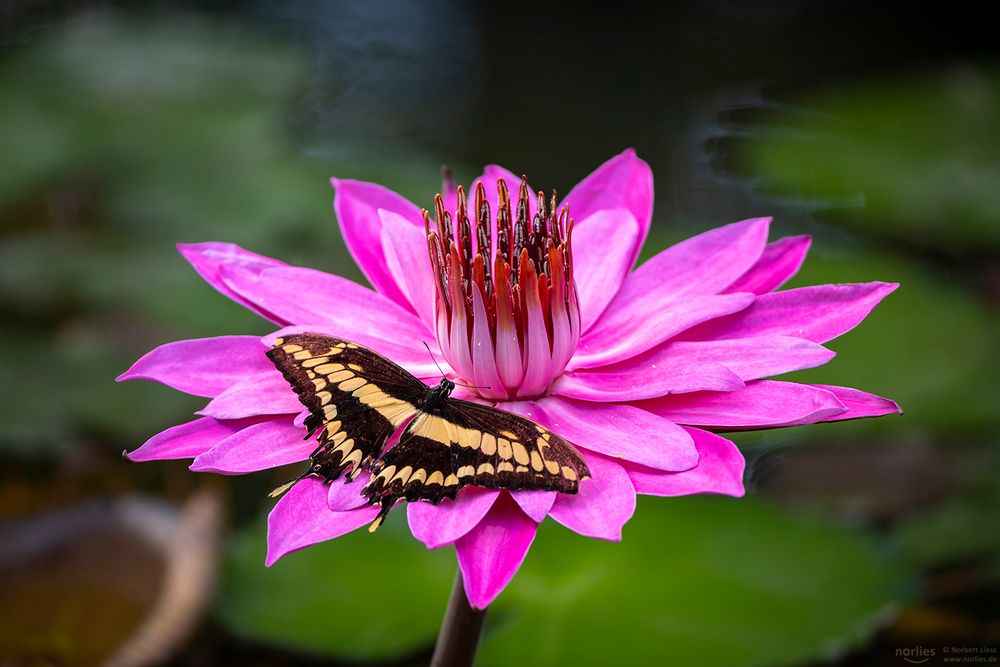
{"left": 267, "top": 333, "right": 426, "bottom": 485}
{"left": 362, "top": 399, "right": 591, "bottom": 526}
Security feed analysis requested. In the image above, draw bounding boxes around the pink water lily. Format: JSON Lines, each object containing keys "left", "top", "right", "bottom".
{"left": 119, "top": 149, "right": 900, "bottom": 609}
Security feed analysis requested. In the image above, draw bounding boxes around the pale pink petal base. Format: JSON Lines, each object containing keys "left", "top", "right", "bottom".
{"left": 266, "top": 477, "right": 379, "bottom": 566}
{"left": 455, "top": 494, "right": 537, "bottom": 610}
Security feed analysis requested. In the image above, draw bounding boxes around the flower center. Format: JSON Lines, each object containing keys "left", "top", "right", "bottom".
{"left": 424, "top": 177, "right": 580, "bottom": 401}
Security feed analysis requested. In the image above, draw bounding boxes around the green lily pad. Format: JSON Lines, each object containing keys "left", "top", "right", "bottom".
{"left": 895, "top": 455, "right": 1000, "bottom": 569}
{"left": 217, "top": 496, "right": 909, "bottom": 667}
{"left": 216, "top": 511, "right": 455, "bottom": 662}
{"left": 482, "top": 496, "right": 911, "bottom": 667}
{"left": 741, "top": 68, "right": 1000, "bottom": 253}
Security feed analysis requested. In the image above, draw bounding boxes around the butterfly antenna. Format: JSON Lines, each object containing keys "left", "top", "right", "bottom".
{"left": 422, "top": 340, "right": 448, "bottom": 378}
{"left": 421, "top": 341, "right": 491, "bottom": 389}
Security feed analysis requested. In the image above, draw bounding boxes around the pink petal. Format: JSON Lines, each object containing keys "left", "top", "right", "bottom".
{"left": 456, "top": 493, "right": 537, "bottom": 609}
{"left": 331, "top": 178, "right": 421, "bottom": 310}
{"left": 549, "top": 452, "right": 636, "bottom": 541}
{"left": 508, "top": 397, "right": 697, "bottom": 472}
{"left": 516, "top": 268, "right": 555, "bottom": 398}
{"left": 811, "top": 384, "right": 902, "bottom": 422}
{"left": 266, "top": 478, "right": 379, "bottom": 566}
{"left": 407, "top": 488, "right": 501, "bottom": 549}
{"left": 220, "top": 265, "right": 430, "bottom": 346}
{"left": 602, "top": 218, "right": 771, "bottom": 325}
{"left": 116, "top": 336, "right": 272, "bottom": 397}
{"left": 327, "top": 474, "right": 370, "bottom": 511}
{"left": 572, "top": 292, "right": 754, "bottom": 369}
{"left": 627, "top": 427, "right": 745, "bottom": 498}
{"left": 509, "top": 491, "right": 556, "bottom": 522}
{"left": 197, "top": 371, "right": 303, "bottom": 419}
{"left": 190, "top": 417, "right": 311, "bottom": 474}
{"left": 683, "top": 282, "right": 899, "bottom": 344}
{"left": 634, "top": 335, "right": 836, "bottom": 383}
{"left": 554, "top": 361, "right": 745, "bottom": 402}
{"left": 724, "top": 235, "right": 811, "bottom": 295}
{"left": 263, "top": 326, "right": 445, "bottom": 380}
{"left": 563, "top": 148, "right": 653, "bottom": 268}
{"left": 469, "top": 288, "right": 506, "bottom": 401}
{"left": 380, "top": 209, "right": 437, "bottom": 332}
{"left": 639, "top": 380, "right": 848, "bottom": 429}
{"left": 572, "top": 209, "right": 640, "bottom": 331}
{"left": 177, "top": 243, "right": 287, "bottom": 323}
{"left": 126, "top": 416, "right": 268, "bottom": 462}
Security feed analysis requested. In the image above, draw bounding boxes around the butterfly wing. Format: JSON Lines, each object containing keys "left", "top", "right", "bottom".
{"left": 267, "top": 333, "right": 426, "bottom": 483}
{"left": 362, "top": 398, "right": 590, "bottom": 521}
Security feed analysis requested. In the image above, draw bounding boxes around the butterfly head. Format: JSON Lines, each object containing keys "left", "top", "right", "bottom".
{"left": 423, "top": 377, "right": 455, "bottom": 409}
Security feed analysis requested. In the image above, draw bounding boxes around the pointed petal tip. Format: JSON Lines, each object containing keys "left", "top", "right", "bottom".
{"left": 879, "top": 281, "right": 901, "bottom": 294}
{"left": 742, "top": 215, "right": 773, "bottom": 234}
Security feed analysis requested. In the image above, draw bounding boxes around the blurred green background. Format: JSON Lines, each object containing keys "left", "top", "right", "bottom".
{"left": 1, "top": 2, "right": 997, "bottom": 666}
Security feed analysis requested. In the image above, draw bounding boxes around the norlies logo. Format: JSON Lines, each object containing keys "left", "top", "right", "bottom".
{"left": 897, "top": 646, "right": 936, "bottom": 664}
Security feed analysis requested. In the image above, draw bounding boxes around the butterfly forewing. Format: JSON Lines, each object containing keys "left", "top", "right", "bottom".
{"left": 267, "top": 334, "right": 424, "bottom": 483}
{"left": 268, "top": 333, "right": 590, "bottom": 529}
{"left": 363, "top": 398, "right": 591, "bottom": 515}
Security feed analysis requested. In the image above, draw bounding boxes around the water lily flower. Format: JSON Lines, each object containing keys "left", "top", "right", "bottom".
{"left": 119, "top": 149, "right": 900, "bottom": 610}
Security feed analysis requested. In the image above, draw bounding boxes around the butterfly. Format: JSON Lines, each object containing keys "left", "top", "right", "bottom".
{"left": 266, "top": 333, "right": 591, "bottom": 531}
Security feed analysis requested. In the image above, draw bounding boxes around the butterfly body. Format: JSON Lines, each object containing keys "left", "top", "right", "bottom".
{"left": 267, "top": 334, "right": 590, "bottom": 529}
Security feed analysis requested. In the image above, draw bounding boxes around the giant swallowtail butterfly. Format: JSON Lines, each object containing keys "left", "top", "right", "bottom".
{"left": 267, "top": 333, "right": 591, "bottom": 530}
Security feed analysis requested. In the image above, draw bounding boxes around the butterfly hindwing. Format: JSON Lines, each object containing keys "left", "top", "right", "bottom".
{"left": 363, "top": 398, "right": 590, "bottom": 515}
{"left": 267, "top": 334, "right": 425, "bottom": 483}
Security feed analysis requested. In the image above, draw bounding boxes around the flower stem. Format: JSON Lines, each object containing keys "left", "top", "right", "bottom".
{"left": 431, "top": 571, "right": 487, "bottom": 667}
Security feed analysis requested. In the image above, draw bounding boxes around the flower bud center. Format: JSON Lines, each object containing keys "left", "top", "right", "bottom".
{"left": 424, "top": 177, "right": 580, "bottom": 400}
